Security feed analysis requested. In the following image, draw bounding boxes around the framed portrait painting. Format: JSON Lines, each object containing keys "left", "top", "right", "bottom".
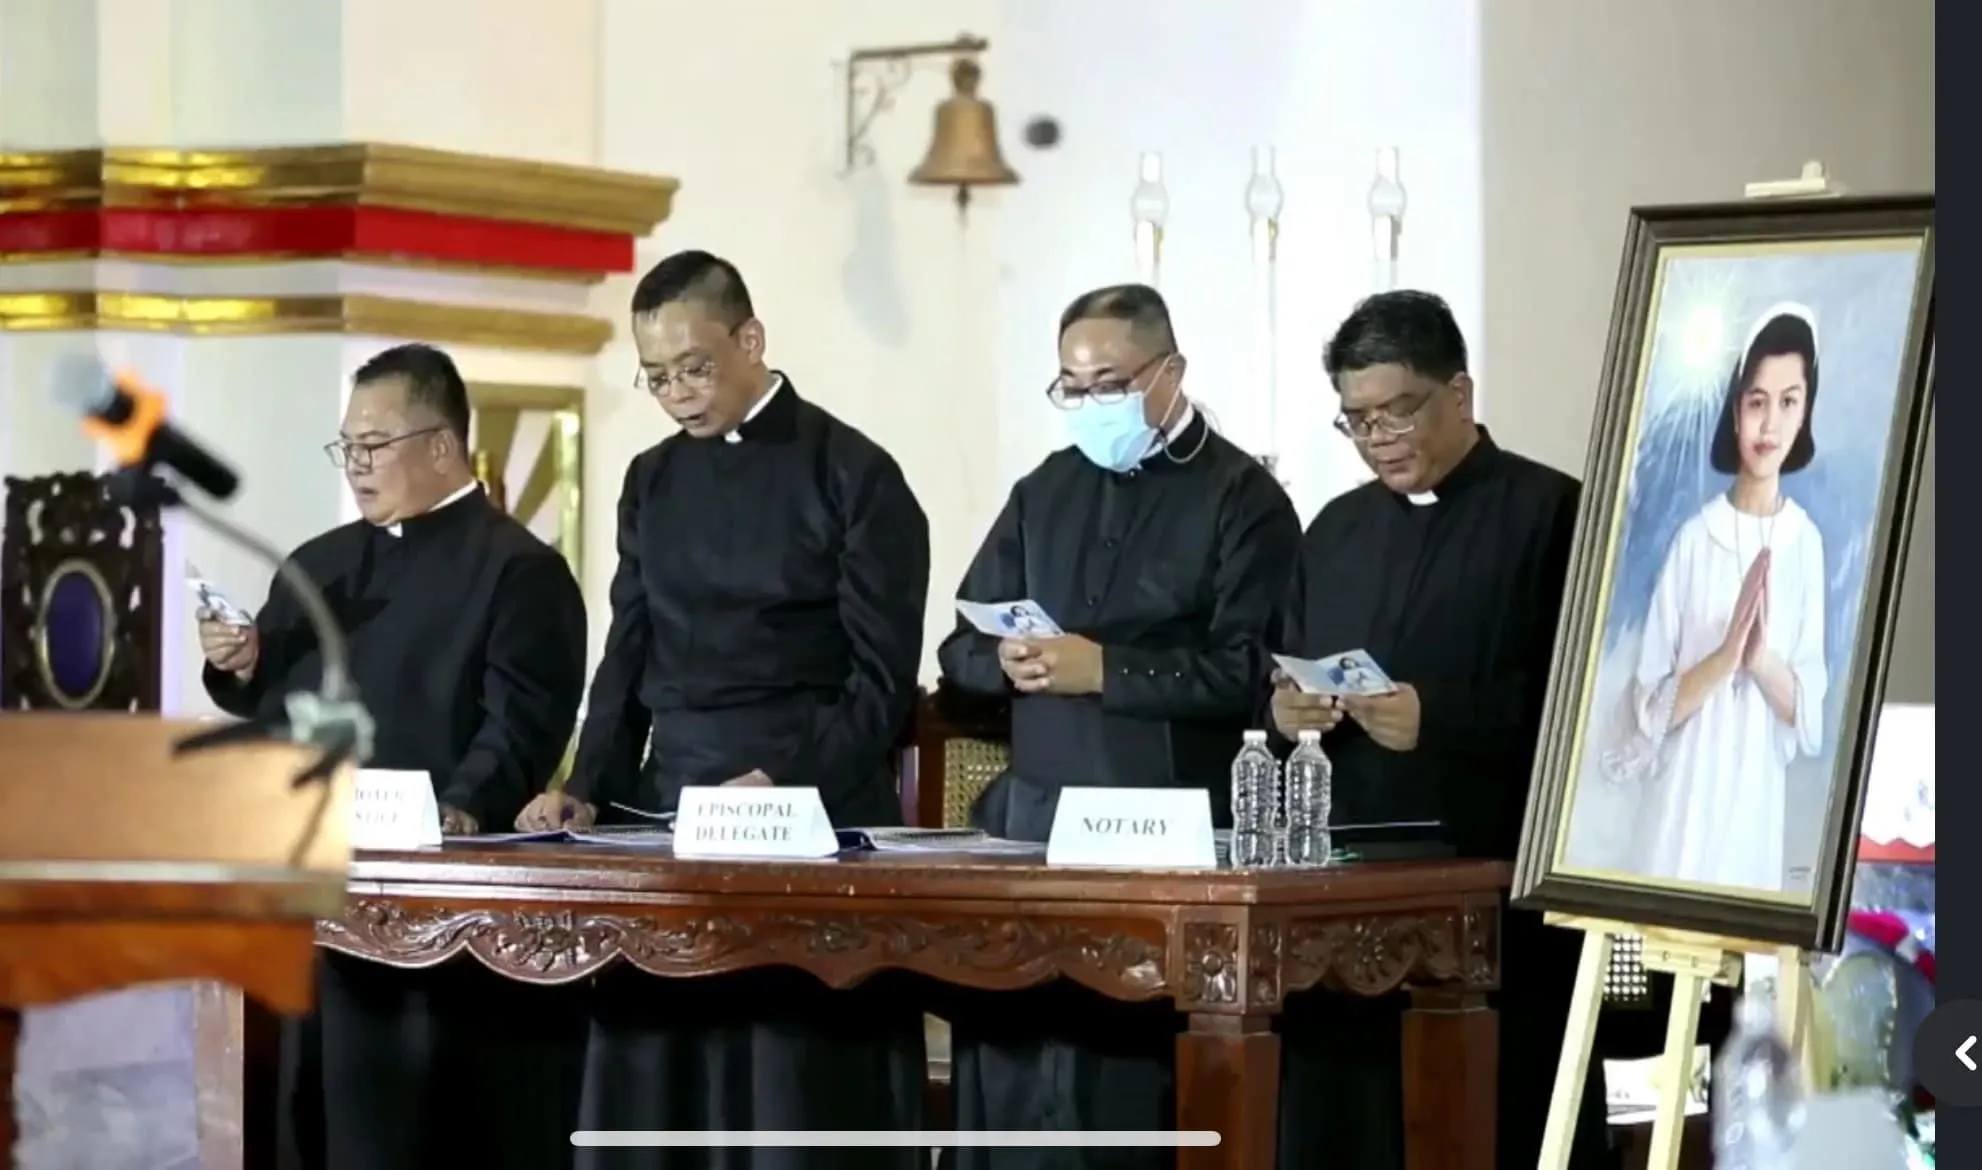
{"left": 1513, "top": 194, "right": 1934, "bottom": 951}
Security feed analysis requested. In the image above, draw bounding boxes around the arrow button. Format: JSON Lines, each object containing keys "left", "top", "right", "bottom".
{"left": 1915, "top": 1001, "right": 1982, "bottom": 1106}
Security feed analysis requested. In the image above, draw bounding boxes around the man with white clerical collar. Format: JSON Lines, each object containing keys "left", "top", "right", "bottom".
{"left": 196, "top": 342, "right": 589, "bottom": 1170}
{"left": 515, "top": 249, "right": 932, "bottom": 1169}
{"left": 934, "top": 283, "right": 1302, "bottom": 1170}
{"left": 1267, "top": 290, "right": 1604, "bottom": 1169}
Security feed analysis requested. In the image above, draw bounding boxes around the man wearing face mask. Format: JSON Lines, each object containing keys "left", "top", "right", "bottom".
{"left": 516, "top": 249, "right": 933, "bottom": 1170}
{"left": 198, "top": 342, "right": 589, "bottom": 1170}
{"left": 934, "top": 284, "right": 1300, "bottom": 1169}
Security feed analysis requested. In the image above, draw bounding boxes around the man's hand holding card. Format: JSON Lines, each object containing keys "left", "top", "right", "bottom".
{"left": 186, "top": 565, "right": 254, "bottom": 628}
{"left": 957, "top": 599, "right": 1104, "bottom": 696}
{"left": 1271, "top": 649, "right": 1397, "bottom": 698}
{"left": 1273, "top": 649, "right": 1419, "bottom": 750}
{"left": 956, "top": 598, "right": 1064, "bottom": 638}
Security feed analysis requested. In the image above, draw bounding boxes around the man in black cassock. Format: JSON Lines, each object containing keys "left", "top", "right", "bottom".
{"left": 1267, "top": 290, "right": 1613, "bottom": 1169}
{"left": 934, "top": 283, "right": 1301, "bottom": 1170}
{"left": 197, "top": 342, "right": 589, "bottom": 1170}
{"left": 516, "top": 249, "right": 932, "bottom": 1170}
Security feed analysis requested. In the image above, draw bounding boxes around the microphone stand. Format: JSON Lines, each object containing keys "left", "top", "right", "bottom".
{"left": 112, "top": 469, "right": 376, "bottom": 790}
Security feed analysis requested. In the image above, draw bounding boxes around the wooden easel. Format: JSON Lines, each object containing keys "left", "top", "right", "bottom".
{"left": 1535, "top": 917, "right": 1822, "bottom": 1170}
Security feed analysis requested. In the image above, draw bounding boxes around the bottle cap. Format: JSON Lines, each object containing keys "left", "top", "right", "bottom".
{"left": 1243, "top": 729, "right": 1268, "bottom": 744}
{"left": 1733, "top": 991, "right": 1778, "bottom": 1033}
{"left": 1297, "top": 729, "right": 1321, "bottom": 744}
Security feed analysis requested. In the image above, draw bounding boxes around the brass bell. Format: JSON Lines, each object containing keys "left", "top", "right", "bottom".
{"left": 909, "top": 56, "right": 1019, "bottom": 210}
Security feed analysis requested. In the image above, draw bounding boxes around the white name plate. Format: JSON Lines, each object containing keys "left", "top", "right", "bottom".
{"left": 673, "top": 786, "right": 840, "bottom": 859}
{"left": 350, "top": 769, "right": 443, "bottom": 850}
{"left": 1046, "top": 787, "right": 1217, "bottom": 869}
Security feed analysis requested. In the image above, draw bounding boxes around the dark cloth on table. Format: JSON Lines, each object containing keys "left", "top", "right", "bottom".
{"left": 566, "top": 376, "right": 931, "bottom": 1170}
{"left": 1269, "top": 429, "right": 1614, "bottom": 1170}
{"left": 933, "top": 415, "right": 1301, "bottom": 1170}
{"left": 206, "top": 488, "right": 590, "bottom": 1170}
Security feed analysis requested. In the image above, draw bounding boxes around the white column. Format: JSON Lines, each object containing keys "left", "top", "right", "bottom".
{"left": 0, "top": 2, "right": 101, "bottom": 484}
{"left": 0, "top": 0, "right": 629, "bottom": 714}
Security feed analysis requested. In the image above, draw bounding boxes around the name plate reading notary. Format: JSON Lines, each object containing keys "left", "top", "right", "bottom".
{"left": 672, "top": 786, "right": 840, "bottom": 859}
{"left": 349, "top": 769, "right": 443, "bottom": 850}
{"left": 1045, "top": 787, "right": 1217, "bottom": 870}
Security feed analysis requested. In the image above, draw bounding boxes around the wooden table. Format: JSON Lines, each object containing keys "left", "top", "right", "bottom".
{"left": 0, "top": 715, "right": 358, "bottom": 1170}
{"left": 0, "top": 862, "right": 344, "bottom": 1168}
{"left": 316, "top": 846, "right": 1507, "bottom": 1170}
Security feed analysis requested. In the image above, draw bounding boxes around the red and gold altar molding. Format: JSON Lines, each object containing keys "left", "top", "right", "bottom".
{"left": 0, "top": 143, "right": 680, "bottom": 352}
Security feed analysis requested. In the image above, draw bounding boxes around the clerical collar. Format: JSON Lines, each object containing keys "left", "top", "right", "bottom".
{"left": 1395, "top": 427, "right": 1499, "bottom": 506}
{"left": 1124, "top": 403, "right": 1203, "bottom": 474}
{"left": 724, "top": 374, "right": 787, "bottom": 444}
{"left": 385, "top": 481, "right": 481, "bottom": 537}
{"left": 1159, "top": 402, "right": 1197, "bottom": 449}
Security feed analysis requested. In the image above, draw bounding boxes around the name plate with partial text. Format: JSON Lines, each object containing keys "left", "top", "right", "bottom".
{"left": 350, "top": 769, "right": 443, "bottom": 850}
{"left": 1045, "top": 787, "right": 1218, "bottom": 869}
{"left": 672, "top": 786, "right": 840, "bottom": 859}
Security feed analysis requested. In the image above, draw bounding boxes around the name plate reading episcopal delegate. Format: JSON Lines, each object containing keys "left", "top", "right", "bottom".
{"left": 349, "top": 769, "right": 443, "bottom": 850}
{"left": 672, "top": 786, "right": 840, "bottom": 859}
{"left": 1045, "top": 787, "right": 1217, "bottom": 870}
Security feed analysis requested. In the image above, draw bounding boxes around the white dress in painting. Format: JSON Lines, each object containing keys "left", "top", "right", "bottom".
{"left": 1619, "top": 494, "right": 1828, "bottom": 890}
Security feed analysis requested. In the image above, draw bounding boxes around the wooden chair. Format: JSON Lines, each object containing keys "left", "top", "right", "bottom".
{"left": 1, "top": 471, "right": 164, "bottom": 711}
{"left": 895, "top": 683, "right": 1012, "bottom": 829}
{"left": 891, "top": 684, "right": 1013, "bottom": 1126}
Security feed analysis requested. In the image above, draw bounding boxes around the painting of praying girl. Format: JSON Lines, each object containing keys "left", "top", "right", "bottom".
{"left": 1514, "top": 195, "right": 1933, "bottom": 949}
{"left": 1609, "top": 306, "right": 1828, "bottom": 891}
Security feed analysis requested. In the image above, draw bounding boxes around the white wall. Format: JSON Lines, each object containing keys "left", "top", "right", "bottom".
{"left": 595, "top": 0, "right": 1481, "bottom": 674}
{"left": 992, "top": 0, "right": 1480, "bottom": 521}
{"left": 1479, "top": 0, "right": 1936, "bottom": 702}
{"left": 596, "top": 0, "right": 1005, "bottom": 677}
{"left": 343, "top": 0, "right": 601, "bottom": 163}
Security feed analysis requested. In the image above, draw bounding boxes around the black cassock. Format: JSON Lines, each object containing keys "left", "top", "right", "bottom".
{"left": 934, "top": 412, "right": 1301, "bottom": 1170}
{"left": 565, "top": 376, "right": 931, "bottom": 1170}
{"left": 1270, "top": 429, "right": 1612, "bottom": 1170}
{"left": 203, "top": 488, "right": 590, "bottom": 1170}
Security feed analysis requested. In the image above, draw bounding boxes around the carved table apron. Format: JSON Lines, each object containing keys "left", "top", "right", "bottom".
{"left": 312, "top": 847, "right": 1507, "bottom": 1170}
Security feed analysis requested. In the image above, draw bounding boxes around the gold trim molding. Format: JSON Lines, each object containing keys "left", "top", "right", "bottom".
{"left": 0, "top": 248, "right": 608, "bottom": 286}
{"left": 0, "top": 291, "right": 611, "bottom": 355}
{"left": 2, "top": 144, "right": 679, "bottom": 238}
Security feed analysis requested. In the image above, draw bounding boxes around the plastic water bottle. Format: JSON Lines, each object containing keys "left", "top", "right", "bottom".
{"left": 1229, "top": 730, "right": 1278, "bottom": 868}
{"left": 1712, "top": 992, "right": 1805, "bottom": 1170}
{"left": 1284, "top": 730, "right": 1333, "bottom": 866}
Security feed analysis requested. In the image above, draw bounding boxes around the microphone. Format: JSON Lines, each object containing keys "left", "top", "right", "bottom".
{"left": 117, "top": 467, "right": 376, "bottom": 801}
{"left": 52, "top": 355, "right": 242, "bottom": 501}
{"left": 52, "top": 356, "right": 377, "bottom": 798}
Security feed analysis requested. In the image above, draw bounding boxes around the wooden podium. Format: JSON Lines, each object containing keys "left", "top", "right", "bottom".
{"left": 0, "top": 713, "right": 353, "bottom": 1168}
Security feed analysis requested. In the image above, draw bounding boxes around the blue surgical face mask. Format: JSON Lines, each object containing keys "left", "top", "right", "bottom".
{"left": 1065, "top": 392, "right": 1159, "bottom": 472}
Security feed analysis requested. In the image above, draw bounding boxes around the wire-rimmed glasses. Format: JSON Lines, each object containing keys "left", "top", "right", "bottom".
{"left": 1045, "top": 351, "right": 1175, "bottom": 410}
{"left": 635, "top": 360, "right": 719, "bottom": 400}
{"left": 324, "top": 428, "right": 441, "bottom": 471}
{"left": 1333, "top": 389, "right": 1438, "bottom": 441}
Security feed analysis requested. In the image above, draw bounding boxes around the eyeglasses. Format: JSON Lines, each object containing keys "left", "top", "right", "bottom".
{"left": 1334, "top": 391, "right": 1436, "bottom": 440}
{"left": 324, "top": 428, "right": 442, "bottom": 471}
{"left": 1046, "top": 351, "right": 1175, "bottom": 410}
{"left": 635, "top": 324, "right": 746, "bottom": 400}
{"left": 635, "top": 359, "right": 719, "bottom": 400}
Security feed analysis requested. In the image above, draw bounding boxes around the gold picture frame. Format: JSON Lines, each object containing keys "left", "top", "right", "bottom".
{"left": 465, "top": 382, "right": 584, "bottom": 576}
